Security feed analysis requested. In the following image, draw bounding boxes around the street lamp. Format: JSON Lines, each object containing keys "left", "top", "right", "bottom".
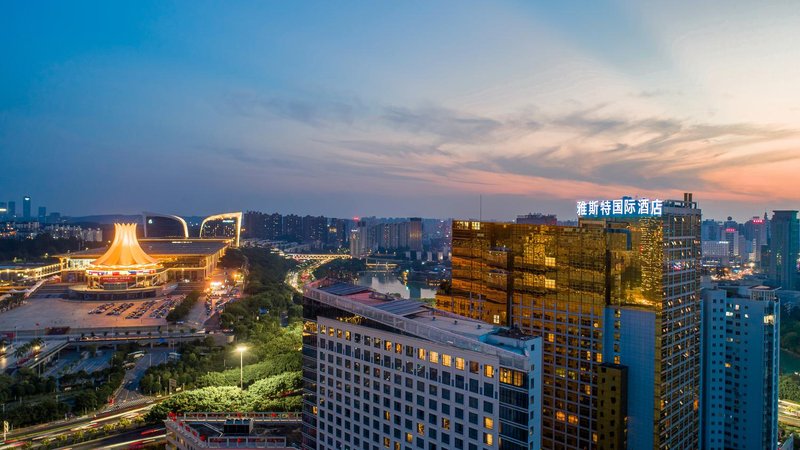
{"left": 235, "top": 345, "right": 247, "bottom": 389}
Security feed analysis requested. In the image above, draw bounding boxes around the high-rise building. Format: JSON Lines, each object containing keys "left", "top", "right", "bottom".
{"left": 349, "top": 220, "right": 369, "bottom": 258}
{"left": 702, "top": 219, "right": 722, "bottom": 242}
{"left": 243, "top": 211, "right": 267, "bottom": 239}
{"left": 408, "top": 217, "right": 423, "bottom": 252}
{"left": 37, "top": 206, "right": 46, "bottom": 222}
{"left": 302, "top": 280, "right": 543, "bottom": 450}
{"left": 283, "top": 214, "right": 303, "bottom": 241}
{"left": 437, "top": 194, "right": 702, "bottom": 450}
{"left": 516, "top": 213, "right": 558, "bottom": 225}
{"left": 744, "top": 216, "right": 769, "bottom": 264}
{"left": 7, "top": 201, "right": 16, "bottom": 218}
{"left": 22, "top": 196, "right": 31, "bottom": 219}
{"left": 302, "top": 215, "right": 329, "bottom": 247}
{"left": 0, "top": 202, "right": 6, "bottom": 217}
{"left": 769, "top": 210, "right": 799, "bottom": 290}
{"left": 701, "top": 285, "right": 779, "bottom": 450}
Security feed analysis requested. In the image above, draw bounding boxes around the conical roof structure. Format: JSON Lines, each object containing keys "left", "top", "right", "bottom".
{"left": 90, "top": 223, "right": 160, "bottom": 268}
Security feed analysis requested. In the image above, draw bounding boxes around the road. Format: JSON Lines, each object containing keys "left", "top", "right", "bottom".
{"left": 111, "top": 349, "right": 171, "bottom": 407}
{"left": 58, "top": 424, "right": 166, "bottom": 450}
{"left": 780, "top": 399, "right": 800, "bottom": 427}
{"left": 2, "top": 401, "right": 157, "bottom": 445}
{"left": 285, "top": 260, "right": 327, "bottom": 293}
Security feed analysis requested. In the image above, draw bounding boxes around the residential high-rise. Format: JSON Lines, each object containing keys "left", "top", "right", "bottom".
{"left": 701, "top": 285, "right": 779, "bottom": 450}
{"left": 769, "top": 210, "right": 799, "bottom": 290}
{"left": 283, "top": 214, "right": 303, "bottom": 241}
{"left": 349, "top": 220, "right": 369, "bottom": 258}
{"left": 437, "top": 194, "right": 702, "bottom": 450}
{"left": 408, "top": 217, "right": 423, "bottom": 252}
{"left": 23, "top": 196, "right": 31, "bottom": 219}
{"left": 302, "top": 280, "right": 543, "bottom": 450}
{"left": 8, "top": 201, "right": 16, "bottom": 218}
{"left": 37, "top": 206, "right": 46, "bottom": 222}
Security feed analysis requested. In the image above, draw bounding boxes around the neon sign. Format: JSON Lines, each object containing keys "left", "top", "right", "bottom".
{"left": 577, "top": 197, "right": 663, "bottom": 218}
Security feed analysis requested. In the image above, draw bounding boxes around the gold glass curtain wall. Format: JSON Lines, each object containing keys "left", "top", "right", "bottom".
{"left": 440, "top": 202, "right": 701, "bottom": 450}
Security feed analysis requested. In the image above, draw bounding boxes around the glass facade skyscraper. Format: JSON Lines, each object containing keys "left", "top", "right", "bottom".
{"left": 769, "top": 210, "right": 799, "bottom": 290}
{"left": 437, "top": 194, "right": 701, "bottom": 450}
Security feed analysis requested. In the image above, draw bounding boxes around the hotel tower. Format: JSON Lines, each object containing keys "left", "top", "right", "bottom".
{"left": 437, "top": 194, "right": 701, "bottom": 450}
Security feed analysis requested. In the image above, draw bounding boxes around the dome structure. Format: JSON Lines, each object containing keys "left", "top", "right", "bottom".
{"left": 84, "top": 223, "right": 165, "bottom": 292}
{"left": 90, "top": 223, "right": 160, "bottom": 269}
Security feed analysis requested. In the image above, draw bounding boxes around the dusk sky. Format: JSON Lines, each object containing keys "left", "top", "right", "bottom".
{"left": 2, "top": 1, "right": 800, "bottom": 221}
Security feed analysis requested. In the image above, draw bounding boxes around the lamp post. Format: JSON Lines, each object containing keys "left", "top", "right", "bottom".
{"left": 236, "top": 345, "right": 247, "bottom": 389}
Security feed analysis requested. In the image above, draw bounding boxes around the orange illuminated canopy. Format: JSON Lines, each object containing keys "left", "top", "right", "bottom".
{"left": 90, "top": 223, "right": 160, "bottom": 269}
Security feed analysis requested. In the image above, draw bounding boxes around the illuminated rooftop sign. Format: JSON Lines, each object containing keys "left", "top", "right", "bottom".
{"left": 577, "top": 197, "right": 663, "bottom": 218}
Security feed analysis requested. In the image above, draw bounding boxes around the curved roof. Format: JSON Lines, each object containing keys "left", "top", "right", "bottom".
{"left": 142, "top": 212, "right": 189, "bottom": 238}
{"left": 200, "top": 212, "right": 242, "bottom": 247}
{"left": 90, "top": 223, "right": 160, "bottom": 268}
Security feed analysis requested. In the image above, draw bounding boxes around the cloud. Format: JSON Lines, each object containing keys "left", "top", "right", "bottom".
{"left": 313, "top": 102, "right": 800, "bottom": 202}
{"left": 380, "top": 105, "right": 540, "bottom": 144}
{"left": 219, "top": 91, "right": 363, "bottom": 127}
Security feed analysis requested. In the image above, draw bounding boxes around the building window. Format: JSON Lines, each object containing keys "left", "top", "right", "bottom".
{"left": 484, "top": 417, "right": 494, "bottom": 429}
{"left": 483, "top": 433, "right": 493, "bottom": 446}
{"left": 456, "top": 358, "right": 465, "bottom": 370}
{"left": 429, "top": 351, "right": 439, "bottom": 364}
{"left": 484, "top": 365, "right": 494, "bottom": 378}
{"left": 418, "top": 348, "right": 426, "bottom": 360}
{"left": 442, "top": 354, "right": 452, "bottom": 367}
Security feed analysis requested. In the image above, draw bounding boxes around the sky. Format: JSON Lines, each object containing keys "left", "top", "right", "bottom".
{"left": 2, "top": 1, "right": 800, "bottom": 221}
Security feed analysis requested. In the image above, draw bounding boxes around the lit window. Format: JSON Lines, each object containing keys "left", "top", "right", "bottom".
{"left": 441, "top": 418, "right": 451, "bottom": 430}
{"left": 385, "top": 341, "right": 392, "bottom": 351}
{"left": 430, "top": 351, "right": 439, "bottom": 364}
{"left": 395, "top": 343, "right": 403, "bottom": 353}
{"left": 556, "top": 411, "right": 566, "bottom": 422}
{"left": 484, "top": 417, "right": 494, "bottom": 429}
{"left": 568, "top": 415, "right": 578, "bottom": 425}
{"left": 483, "top": 433, "right": 493, "bottom": 446}
{"left": 484, "top": 365, "right": 495, "bottom": 378}
{"left": 442, "top": 354, "right": 452, "bottom": 367}
{"left": 383, "top": 437, "right": 390, "bottom": 448}
{"left": 417, "top": 423, "right": 425, "bottom": 435}
{"left": 545, "top": 278, "right": 556, "bottom": 289}
{"left": 455, "top": 358, "right": 465, "bottom": 370}
{"left": 406, "top": 433, "right": 413, "bottom": 443}
{"left": 418, "top": 348, "right": 426, "bottom": 360}
{"left": 345, "top": 331, "right": 351, "bottom": 341}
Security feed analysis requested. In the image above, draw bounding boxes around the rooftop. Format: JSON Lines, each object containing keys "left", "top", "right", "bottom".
{"left": 311, "top": 281, "right": 538, "bottom": 364}
{"left": 59, "top": 238, "right": 229, "bottom": 259}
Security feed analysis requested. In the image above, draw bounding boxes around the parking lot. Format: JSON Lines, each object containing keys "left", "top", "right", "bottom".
{"left": 0, "top": 295, "right": 191, "bottom": 332}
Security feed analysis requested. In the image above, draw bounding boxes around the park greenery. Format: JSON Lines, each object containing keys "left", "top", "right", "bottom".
{"left": 778, "top": 305, "right": 800, "bottom": 403}
{"left": 142, "top": 247, "right": 303, "bottom": 419}
{"left": 146, "top": 372, "right": 302, "bottom": 421}
{"left": 0, "top": 345, "right": 132, "bottom": 427}
{"left": 313, "top": 257, "right": 366, "bottom": 280}
{"left": 0, "top": 293, "right": 25, "bottom": 312}
{"left": 165, "top": 290, "right": 201, "bottom": 322}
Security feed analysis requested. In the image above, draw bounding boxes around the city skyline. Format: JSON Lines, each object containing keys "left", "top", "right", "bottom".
{"left": 3, "top": 1, "right": 800, "bottom": 219}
